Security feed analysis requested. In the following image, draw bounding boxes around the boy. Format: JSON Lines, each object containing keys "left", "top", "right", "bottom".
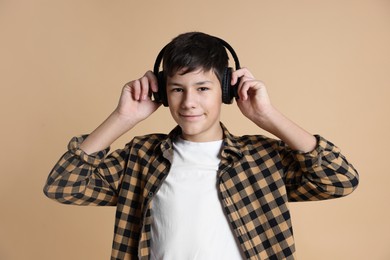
{"left": 44, "top": 32, "right": 359, "bottom": 260}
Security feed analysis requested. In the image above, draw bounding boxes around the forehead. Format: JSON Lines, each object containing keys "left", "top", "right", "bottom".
{"left": 167, "top": 68, "right": 219, "bottom": 83}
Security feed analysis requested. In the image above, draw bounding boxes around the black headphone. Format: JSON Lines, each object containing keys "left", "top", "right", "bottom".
{"left": 152, "top": 36, "right": 241, "bottom": 107}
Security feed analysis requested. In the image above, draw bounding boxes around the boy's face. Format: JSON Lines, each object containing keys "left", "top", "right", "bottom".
{"left": 167, "top": 68, "right": 223, "bottom": 142}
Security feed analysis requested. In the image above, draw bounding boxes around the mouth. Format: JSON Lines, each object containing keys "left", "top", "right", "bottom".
{"left": 179, "top": 113, "right": 203, "bottom": 121}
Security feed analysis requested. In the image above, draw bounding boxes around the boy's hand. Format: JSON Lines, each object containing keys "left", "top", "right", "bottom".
{"left": 114, "top": 71, "right": 161, "bottom": 125}
{"left": 231, "top": 68, "right": 273, "bottom": 126}
{"left": 79, "top": 71, "right": 161, "bottom": 154}
{"left": 232, "top": 67, "right": 316, "bottom": 152}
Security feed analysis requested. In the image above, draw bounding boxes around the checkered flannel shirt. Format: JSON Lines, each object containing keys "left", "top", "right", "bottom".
{"left": 44, "top": 123, "right": 359, "bottom": 260}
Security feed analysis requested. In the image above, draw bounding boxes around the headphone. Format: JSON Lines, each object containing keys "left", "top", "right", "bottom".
{"left": 152, "top": 36, "right": 241, "bottom": 107}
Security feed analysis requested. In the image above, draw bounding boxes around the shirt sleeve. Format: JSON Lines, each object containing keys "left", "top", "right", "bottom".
{"left": 43, "top": 135, "right": 129, "bottom": 206}
{"left": 279, "top": 135, "right": 359, "bottom": 201}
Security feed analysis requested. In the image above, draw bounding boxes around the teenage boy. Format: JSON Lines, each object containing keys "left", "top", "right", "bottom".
{"left": 44, "top": 32, "right": 359, "bottom": 260}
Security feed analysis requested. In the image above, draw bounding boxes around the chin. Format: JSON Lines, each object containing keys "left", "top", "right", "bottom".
{"left": 179, "top": 124, "right": 201, "bottom": 135}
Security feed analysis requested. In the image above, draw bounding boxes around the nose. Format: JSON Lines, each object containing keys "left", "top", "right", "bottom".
{"left": 181, "top": 89, "right": 198, "bottom": 108}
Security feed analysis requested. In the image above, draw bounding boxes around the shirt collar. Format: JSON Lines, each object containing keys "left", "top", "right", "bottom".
{"left": 158, "top": 122, "right": 243, "bottom": 161}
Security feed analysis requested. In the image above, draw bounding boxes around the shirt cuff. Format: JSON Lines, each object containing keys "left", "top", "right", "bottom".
{"left": 292, "top": 135, "right": 340, "bottom": 172}
{"left": 67, "top": 135, "right": 110, "bottom": 167}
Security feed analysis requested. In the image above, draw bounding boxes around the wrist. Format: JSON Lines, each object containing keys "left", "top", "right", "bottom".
{"left": 251, "top": 105, "right": 280, "bottom": 132}
{"left": 110, "top": 109, "right": 140, "bottom": 130}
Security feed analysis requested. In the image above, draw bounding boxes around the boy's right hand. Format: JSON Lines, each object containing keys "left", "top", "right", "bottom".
{"left": 114, "top": 71, "right": 161, "bottom": 126}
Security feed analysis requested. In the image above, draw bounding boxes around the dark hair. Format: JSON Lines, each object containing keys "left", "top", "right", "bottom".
{"left": 162, "top": 32, "right": 229, "bottom": 84}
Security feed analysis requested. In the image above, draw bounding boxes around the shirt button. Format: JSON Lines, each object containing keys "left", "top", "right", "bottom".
{"left": 148, "top": 192, "right": 153, "bottom": 198}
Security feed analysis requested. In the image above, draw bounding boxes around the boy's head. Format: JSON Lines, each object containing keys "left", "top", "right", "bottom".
{"left": 154, "top": 32, "right": 237, "bottom": 142}
{"left": 153, "top": 32, "right": 240, "bottom": 107}
{"left": 162, "top": 32, "right": 229, "bottom": 85}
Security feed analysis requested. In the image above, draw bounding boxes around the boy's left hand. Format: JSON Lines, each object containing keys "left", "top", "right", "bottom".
{"left": 231, "top": 68, "right": 273, "bottom": 124}
{"left": 232, "top": 68, "right": 317, "bottom": 152}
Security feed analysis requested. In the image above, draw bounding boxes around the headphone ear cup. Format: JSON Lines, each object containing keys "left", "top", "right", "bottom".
{"left": 154, "top": 71, "right": 169, "bottom": 107}
{"left": 222, "top": 67, "right": 234, "bottom": 104}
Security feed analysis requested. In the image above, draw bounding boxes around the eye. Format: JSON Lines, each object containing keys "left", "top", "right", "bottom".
{"left": 198, "top": 87, "right": 209, "bottom": 91}
{"left": 171, "top": 88, "right": 184, "bottom": 92}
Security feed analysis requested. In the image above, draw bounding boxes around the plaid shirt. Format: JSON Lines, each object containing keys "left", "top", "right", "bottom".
{"left": 44, "top": 123, "right": 358, "bottom": 260}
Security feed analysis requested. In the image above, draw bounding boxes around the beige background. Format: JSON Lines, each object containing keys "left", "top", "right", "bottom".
{"left": 1, "top": 0, "right": 389, "bottom": 259}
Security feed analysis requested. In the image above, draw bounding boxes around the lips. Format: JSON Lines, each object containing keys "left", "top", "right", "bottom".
{"left": 180, "top": 114, "right": 201, "bottom": 117}
{"left": 179, "top": 113, "right": 203, "bottom": 121}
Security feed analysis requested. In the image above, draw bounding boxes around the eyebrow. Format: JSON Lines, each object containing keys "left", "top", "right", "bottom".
{"left": 168, "top": 81, "right": 214, "bottom": 87}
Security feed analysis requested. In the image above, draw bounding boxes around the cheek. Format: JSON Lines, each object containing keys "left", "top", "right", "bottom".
{"left": 167, "top": 94, "right": 180, "bottom": 108}
{"left": 212, "top": 89, "right": 223, "bottom": 106}
{"left": 204, "top": 95, "right": 222, "bottom": 114}
{"left": 168, "top": 104, "right": 178, "bottom": 119}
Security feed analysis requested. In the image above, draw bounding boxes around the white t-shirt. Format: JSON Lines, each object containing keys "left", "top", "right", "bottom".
{"left": 150, "top": 137, "right": 243, "bottom": 260}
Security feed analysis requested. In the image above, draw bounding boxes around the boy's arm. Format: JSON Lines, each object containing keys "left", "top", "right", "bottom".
{"left": 232, "top": 68, "right": 358, "bottom": 199}
{"left": 44, "top": 71, "right": 161, "bottom": 205}
{"left": 279, "top": 135, "right": 359, "bottom": 201}
{"left": 44, "top": 136, "right": 128, "bottom": 205}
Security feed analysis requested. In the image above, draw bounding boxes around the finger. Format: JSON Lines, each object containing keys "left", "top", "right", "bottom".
{"left": 231, "top": 67, "right": 254, "bottom": 85}
{"left": 131, "top": 79, "right": 141, "bottom": 100}
{"left": 238, "top": 78, "right": 261, "bottom": 101}
{"left": 140, "top": 76, "right": 150, "bottom": 100}
{"left": 238, "top": 79, "right": 250, "bottom": 101}
{"left": 144, "top": 70, "right": 159, "bottom": 93}
{"left": 120, "top": 83, "right": 130, "bottom": 102}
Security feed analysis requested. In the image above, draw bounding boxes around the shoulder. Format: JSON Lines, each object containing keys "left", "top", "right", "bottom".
{"left": 227, "top": 133, "right": 285, "bottom": 155}
{"left": 239, "top": 134, "right": 279, "bottom": 146}
{"left": 221, "top": 123, "right": 284, "bottom": 154}
{"left": 127, "top": 133, "right": 169, "bottom": 149}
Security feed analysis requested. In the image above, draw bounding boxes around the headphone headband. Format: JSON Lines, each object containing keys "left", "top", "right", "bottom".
{"left": 153, "top": 36, "right": 240, "bottom": 77}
